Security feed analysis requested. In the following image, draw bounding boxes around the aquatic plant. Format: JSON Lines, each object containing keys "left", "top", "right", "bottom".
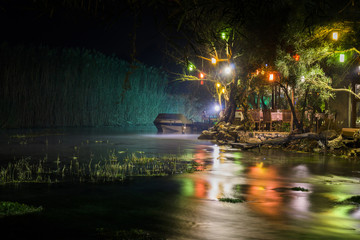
{"left": 218, "top": 198, "right": 245, "bottom": 203}
{"left": 339, "top": 195, "right": 360, "bottom": 205}
{"left": 290, "top": 187, "right": 309, "bottom": 192}
{"left": 0, "top": 152, "right": 198, "bottom": 184}
{"left": 97, "top": 228, "right": 164, "bottom": 240}
{"left": 0, "top": 201, "right": 43, "bottom": 217}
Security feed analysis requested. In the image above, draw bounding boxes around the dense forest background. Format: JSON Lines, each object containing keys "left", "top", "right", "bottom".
{"left": 0, "top": 44, "right": 203, "bottom": 128}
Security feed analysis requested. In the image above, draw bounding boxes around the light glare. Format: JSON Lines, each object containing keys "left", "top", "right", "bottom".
{"left": 224, "top": 66, "right": 232, "bottom": 75}
{"left": 269, "top": 73, "right": 274, "bottom": 81}
{"left": 332, "top": 32, "right": 338, "bottom": 40}
{"left": 340, "top": 54, "right": 345, "bottom": 62}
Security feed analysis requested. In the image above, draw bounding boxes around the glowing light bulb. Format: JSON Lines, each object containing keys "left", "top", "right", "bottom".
{"left": 332, "top": 32, "right": 338, "bottom": 40}
{"left": 340, "top": 54, "right": 345, "bottom": 62}
{"left": 269, "top": 73, "right": 274, "bottom": 81}
{"left": 211, "top": 57, "right": 217, "bottom": 64}
{"left": 188, "top": 64, "right": 195, "bottom": 71}
{"left": 224, "top": 66, "right": 231, "bottom": 75}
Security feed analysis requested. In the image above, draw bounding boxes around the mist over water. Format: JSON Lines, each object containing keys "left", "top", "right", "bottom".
{"left": 1, "top": 128, "right": 360, "bottom": 239}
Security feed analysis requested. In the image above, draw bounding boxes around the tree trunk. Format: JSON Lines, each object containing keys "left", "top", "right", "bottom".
{"left": 280, "top": 84, "right": 302, "bottom": 131}
{"left": 221, "top": 82, "right": 237, "bottom": 123}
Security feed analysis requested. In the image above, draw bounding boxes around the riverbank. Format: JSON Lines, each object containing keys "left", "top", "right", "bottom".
{"left": 198, "top": 122, "right": 360, "bottom": 158}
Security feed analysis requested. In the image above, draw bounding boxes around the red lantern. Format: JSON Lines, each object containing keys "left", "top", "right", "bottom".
{"left": 269, "top": 73, "right": 274, "bottom": 81}
{"left": 293, "top": 54, "right": 300, "bottom": 61}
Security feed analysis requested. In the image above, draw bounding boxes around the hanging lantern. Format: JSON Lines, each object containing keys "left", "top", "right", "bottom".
{"left": 293, "top": 54, "right": 300, "bottom": 61}
{"left": 199, "top": 72, "right": 204, "bottom": 79}
{"left": 269, "top": 73, "right": 274, "bottom": 81}
{"left": 332, "top": 32, "right": 338, "bottom": 41}
{"left": 340, "top": 53, "right": 345, "bottom": 62}
{"left": 188, "top": 63, "right": 195, "bottom": 71}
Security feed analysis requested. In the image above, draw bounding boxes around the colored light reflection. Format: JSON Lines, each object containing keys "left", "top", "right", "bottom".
{"left": 246, "top": 163, "right": 283, "bottom": 217}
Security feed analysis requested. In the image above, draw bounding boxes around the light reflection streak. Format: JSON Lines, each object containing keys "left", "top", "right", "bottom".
{"left": 246, "top": 163, "right": 284, "bottom": 218}
{"left": 176, "top": 145, "right": 360, "bottom": 239}
{"left": 180, "top": 145, "right": 244, "bottom": 200}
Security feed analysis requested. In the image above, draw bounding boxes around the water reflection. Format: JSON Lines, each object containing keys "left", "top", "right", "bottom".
{"left": 177, "top": 147, "right": 360, "bottom": 239}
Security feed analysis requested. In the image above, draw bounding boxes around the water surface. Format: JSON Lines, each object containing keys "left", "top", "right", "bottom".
{"left": 0, "top": 128, "right": 360, "bottom": 239}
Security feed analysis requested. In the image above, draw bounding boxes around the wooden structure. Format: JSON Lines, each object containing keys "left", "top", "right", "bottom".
{"left": 261, "top": 109, "right": 272, "bottom": 130}
{"left": 341, "top": 128, "right": 360, "bottom": 139}
{"left": 244, "top": 109, "right": 300, "bottom": 131}
{"left": 249, "top": 109, "right": 261, "bottom": 129}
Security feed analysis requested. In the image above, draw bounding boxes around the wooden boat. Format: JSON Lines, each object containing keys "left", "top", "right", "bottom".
{"left": 153, "top": 113, "right": 213, "bottom": 134}
{"left": 153, "top": 113, "right": 192, "bottom": 134}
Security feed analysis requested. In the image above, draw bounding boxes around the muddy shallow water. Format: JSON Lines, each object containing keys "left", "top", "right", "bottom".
{"left": 0, "top": 127, "right": 360, "bottom": 239}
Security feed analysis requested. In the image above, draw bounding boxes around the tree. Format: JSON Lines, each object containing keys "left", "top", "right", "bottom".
{"left": 160, "top": 0, "right": 292, "bottom": 123}
{"left": 275, "top": 15, "right": 360, "bottom": 131}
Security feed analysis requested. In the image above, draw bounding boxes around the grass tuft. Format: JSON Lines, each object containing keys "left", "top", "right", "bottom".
{"left": 290, "top": 187, "right": 309, "bottom": 192}
{"left": 0, "top": 152, "right": 199, "bottom": 184}
{"left": 218, "top": 198, "right": 245, "bottom": 203}
{"left": 0, "top": 201, "right": 43, "bottom": 217}
{"left": 339, "top": 195, "right": 360, "bottom": 205}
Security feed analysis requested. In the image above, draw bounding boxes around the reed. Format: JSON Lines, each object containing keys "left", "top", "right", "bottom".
{"left": 0, "top": 44, "right": 203, "bottom": 128}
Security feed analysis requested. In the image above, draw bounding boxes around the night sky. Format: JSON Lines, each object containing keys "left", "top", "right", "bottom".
{"left": 0, "top": 1, "right": 167, "bottom": 68}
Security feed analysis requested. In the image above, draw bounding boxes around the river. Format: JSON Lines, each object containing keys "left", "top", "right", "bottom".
{"left": 0, "top": 127, "right": 360, "bottom": 239}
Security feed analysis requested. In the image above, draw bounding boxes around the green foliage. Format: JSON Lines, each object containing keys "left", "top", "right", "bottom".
{"left": 0, "top": 44, "right": 199, "bottom": 128}
{"left": 0, "top": 201, "right": 43, "bottom": 217}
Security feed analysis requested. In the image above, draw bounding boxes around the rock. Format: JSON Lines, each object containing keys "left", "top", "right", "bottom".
{"left": 246, "top": 137, "right": 262, "bottom": 144}
{"left": 313, "top": 148, "right": 321, "bottom": 153}
{"left": 235, "top": 126, "right": 242, "bottom": 131}
{"left": 327, "top": 135, "right": 344, "bottom": 150}
{"left": 198, "top": 130, "right": 216, "bottom": 140}
{"left": 320, "top": 130, "right": 338, "bottom": 140}
{"left": 237, "top": 132, "right": 249, "bottom": 142}
{"left": 216, "top": 131, "right": 235, "bottom": 141}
